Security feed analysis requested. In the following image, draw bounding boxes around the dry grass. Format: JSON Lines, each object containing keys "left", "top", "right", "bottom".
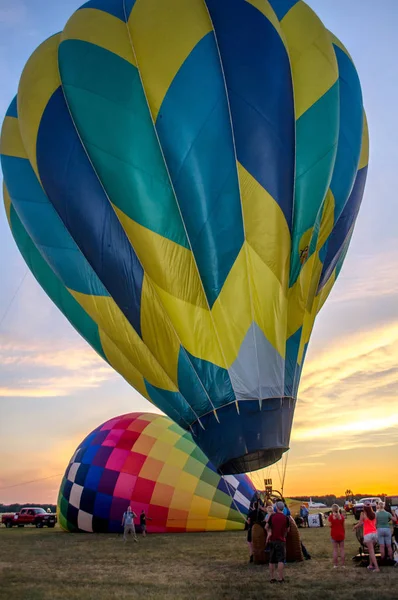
{"left": 0, "top": 516, "right": 396, "bottom": 600}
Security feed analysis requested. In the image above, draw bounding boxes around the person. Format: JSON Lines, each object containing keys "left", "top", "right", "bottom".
{"left": 122, "top": 506, "right": 138, "bottom": 542}
{"left": 376, "top": 501, "right": 393, "bottom": 562}
{"left": 393, "top": 505, "right": 398, "bottom": 546}
{"left": 273, "top": 500, "right": 291, "bottom": 517}
{"left": 246, "top": 500, "right": 265, "bottom": 563}
{"left": 140, "top": 510, "right": 152, "bottom": 537}
{"left": 300, "top": 504, "right": 309, "bottom": 528}
{"left": 301, "top": 542, "right": 312, "bottom": 560}
{"left": 328, "top": 504, "right": 345, "bottom": 568}
{"left": 249, "top": 492, "right": 264, "bottom": 511}
{"left": 266, "top": 500, "right": 290, "bottom": 583}
{"left": 353, "top": 502, "right": 379, "bottom": 572}
{"left": 264, "top": 505, "right": 274, "bottom": 523}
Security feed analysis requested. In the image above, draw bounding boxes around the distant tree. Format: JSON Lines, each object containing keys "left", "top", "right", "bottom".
{"left": 0, "top": 503, "right": 57, "bottom": 513}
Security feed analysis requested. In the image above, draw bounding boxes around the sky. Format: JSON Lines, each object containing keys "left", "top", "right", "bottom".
{"left": 0, "top": 0, "right": 397, "bottom": 504}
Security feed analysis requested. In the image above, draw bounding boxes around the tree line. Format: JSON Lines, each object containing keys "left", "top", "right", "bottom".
{"left": 0, "top": 503, "right": 57, "bottom": 513}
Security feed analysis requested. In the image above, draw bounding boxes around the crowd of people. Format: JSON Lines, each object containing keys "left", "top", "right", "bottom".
{"left": 246, "top": 497, "right": 398, "bottom": 583}
{"left": 246, "top": 498, "right": 296, "bottom": 584}
{"left": 121, "top": 497, "right": 397, "bottom": 582}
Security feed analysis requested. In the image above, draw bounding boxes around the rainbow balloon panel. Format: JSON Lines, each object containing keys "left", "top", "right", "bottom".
{"left": 1, "top": 0, "right": 369, "bottom": 474}
{"left": 57, "top": 413, "right": 255, "bottom": 533}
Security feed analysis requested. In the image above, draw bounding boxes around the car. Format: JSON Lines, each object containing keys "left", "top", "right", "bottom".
{"left": 1, "top": 507, "right": 57, "bottom": 528}
{"left": 385, "top": 495, "right": 398, "bottom": 516}
{"left": 353, "top": 497, "right": 382, "bottom": 520}
{"left": 385, "top": 496, "right": 398, "bottom": 510}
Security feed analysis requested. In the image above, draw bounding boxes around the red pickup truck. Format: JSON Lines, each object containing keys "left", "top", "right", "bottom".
{"left": 2, "top": 507, "right": 57, "bottom": 528}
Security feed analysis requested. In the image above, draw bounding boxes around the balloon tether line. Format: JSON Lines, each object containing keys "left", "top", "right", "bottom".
{"left": 0, "top": 269, "right": 28, "bottom": 332}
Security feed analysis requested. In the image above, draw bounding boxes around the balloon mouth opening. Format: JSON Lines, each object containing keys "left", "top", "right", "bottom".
{"left": 219, "top": 447, "right": 288, "bottom": 476}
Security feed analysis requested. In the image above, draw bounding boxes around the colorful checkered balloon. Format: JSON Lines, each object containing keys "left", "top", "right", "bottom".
{"left": 58, "top": 413, "right": 255, "bottom": 533}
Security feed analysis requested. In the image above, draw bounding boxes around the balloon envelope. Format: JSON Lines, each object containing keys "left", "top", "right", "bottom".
{"left": 1, "top": 0, "right": 369, "bottom": 473}
{"left": 57, "top": 412, "right": 255, "bottom": 533}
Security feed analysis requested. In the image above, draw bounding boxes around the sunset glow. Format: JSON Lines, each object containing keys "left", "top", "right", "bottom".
{"left": 0, "top": 0, "right": 397, "bottom": 505}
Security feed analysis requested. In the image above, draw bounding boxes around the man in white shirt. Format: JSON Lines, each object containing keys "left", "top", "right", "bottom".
{"left": 122, "top": 506, "right": 138, "bottom": 542}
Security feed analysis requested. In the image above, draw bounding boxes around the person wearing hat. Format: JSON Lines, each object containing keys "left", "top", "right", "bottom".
{"left": 266, "top": 500, "right": 290, "bottom": 583}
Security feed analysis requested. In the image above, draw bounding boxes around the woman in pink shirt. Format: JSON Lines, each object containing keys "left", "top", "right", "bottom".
{"left": 353, "top": 502, "right": 380, "bottom": 572}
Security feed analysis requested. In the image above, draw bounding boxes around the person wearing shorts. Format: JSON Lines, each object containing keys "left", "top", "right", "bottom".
{"left": 266, "top": 501, "right": 290, "bottom": 583}
{"left": 353, "top": 502, "right": 379, "bottom": 571}
{"left": 376, "top": 502, "right": 393, "bottom": 561}
{"left": 122, "top": 506, "right": 138, "bottom": 542}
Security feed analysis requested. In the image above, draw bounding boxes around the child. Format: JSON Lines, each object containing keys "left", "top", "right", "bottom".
{"left": 328, "top": 504, "right": 345, "bottom": 568}
{"left": 265, "top": 505, "right": 274, "bottom": 523}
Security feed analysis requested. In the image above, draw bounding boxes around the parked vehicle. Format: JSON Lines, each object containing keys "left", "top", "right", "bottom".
{"left": 1, "top": 507, "right": 57, "bottom": 528}
{"left": 343, "top": 500, "right": 355, "bottom": 514}
{"left": 353, "top": 497, "right": 381, "bottom": 520}
{"left": 385, "top": 495, "right": 398, "bottom": 514}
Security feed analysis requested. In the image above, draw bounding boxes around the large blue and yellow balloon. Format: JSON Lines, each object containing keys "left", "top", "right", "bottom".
{"left": 1, "top": 0, "right": 368, "bottom": 473}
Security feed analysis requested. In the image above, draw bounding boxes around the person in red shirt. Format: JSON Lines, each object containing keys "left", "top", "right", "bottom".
{"left": 266, "top": 501, "right": 290, "bottom": 583}
{"left": 328, "top": 504, "right": 346, "bottom": 568}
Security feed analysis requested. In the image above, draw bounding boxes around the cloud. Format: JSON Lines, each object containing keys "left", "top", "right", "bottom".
{"left": 291, "top": 321, "right": 398, "bottom": 455}
{"left": 0, "top": 337, "right": 117, "bottom": 398}
{"left": 286, "top": 462, "right": 325, "bottom": 470}
{"left": 300, "top": 322, "right": 398, "bottom": 395}
{"left": 0, "top": 1, "right": 27, "bottom": 25}
{"left": 293, "top": 416, "right": 398, "bottom": 442}
{"left": 329, "top": 241, "right": 398, "bottom": 305}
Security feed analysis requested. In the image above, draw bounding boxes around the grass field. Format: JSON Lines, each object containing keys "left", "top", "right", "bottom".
{"left": 0, "top": 516, "right": 396, "bottom": 600}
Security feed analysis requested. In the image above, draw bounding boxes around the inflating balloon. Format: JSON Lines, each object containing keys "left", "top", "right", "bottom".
{"left": 1, "top": 0, "right": 369, "bottom": 474}
{"left": 57, "top": 412, "right": 255, "bottom": 533}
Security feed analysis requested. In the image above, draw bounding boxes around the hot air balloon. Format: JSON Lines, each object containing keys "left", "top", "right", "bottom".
{"left": 57, "top": 412, "right": 255, "bottom": 533}
{"left": 1, "top": 0, "right": 369, "bottom": 474}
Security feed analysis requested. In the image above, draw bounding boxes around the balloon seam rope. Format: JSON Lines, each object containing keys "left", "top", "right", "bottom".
{"left": 287, "top": 33, "right": 340, "bottom": 397}
{"left": 202, "top": 0, "right": 263, "bottom": 411}
{"left": 284, "top": 8, "right": 297, "bottom": 401}
{"left": 121, "top": 1, "right": 247, "bottom": 426}
{"left": 0, "top": 473, "right": 63, "bottom": 491}
{"left": 290, "top": 130, "right": 341, "bottom": 395}
{"left": 53, "top": 34, "right": 197, "bottom": 431}
{"left": 317, "top": 221, "right": 353, "bottom": 294}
